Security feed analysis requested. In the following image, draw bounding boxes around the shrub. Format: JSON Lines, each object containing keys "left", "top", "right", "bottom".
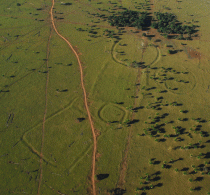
{"left": 167, "top": 50, "right": 172, "bottom": 54}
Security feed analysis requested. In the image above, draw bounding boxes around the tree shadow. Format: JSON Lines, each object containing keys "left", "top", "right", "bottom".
{"left": 170, "top": 157, "right": 183, "bottom": 163}
{"left": 146, "top": 34, "right": 155, "bottom": 38}
{"left": 97, "top": 174, "right": 109, "bottom": 180}
{"left": 128, "top": 119, "right": 139, "bottom": 125}
{"left": 200, "top": 119, "right": 207, "bottom": 123}
{"left": 116, "top": 102, "right": 124, "bottom": 105}
{"left": 160, "top": 113, "right": 169, "bottom": 119}
{"left": 165, "top": 164, "right": 172, "bottom": 168}
{"left": 153, "top": 160, "right": 161, "bottom": 165}
{"left": 155, "top": 183, "right": 163, "bottom": 188}
{"left": 60, "top": 89, "right": 68, "bottom": 92}
{"left": 172, "top": 88, "right": 178, "bottom": 90}
{"left": 195, "top": 125, "right": 202, "bottom": 130}
{"left": 204, "top": 152, "right": 210, "bottom": 159}
{"left": 202, "top": 131, "right": 209, "bottom": 137}
{"left": 0, "top": 90, "right": 10, "bottom": 93}
{"left": 154, "top": 39, "right": 161, "bottom": 42}
{"left": 77, "top": 118, "right": 85, "bottom": 122}
{"left": 61, "top": 3, "right": 72, "bottom": 5}
{"left": 110, "top": 188, "right": 126, "bottom": 195}
{"left": 146, "top": 87, "right": 156, "bottom": 91}
{"left": 159, "top": 138, "right": 166, "bottom": 142}
{"left": 151, "top": 67, "right": 158, "bottom": 69}
{"left": 111, "top": 121, "right": 119, "bottom": 124}
{"left": 181, "top": 167, "right": 189, "bottom": 171}
{"left": 194, "top": 186, "right": 202, "bottom": 191}
{"left": 152, "top": 171, "right": 161, "bottom": 176}
{"left": 182, "top": 118, "right": 188, "bottom": 122}
{"left": 151, "top": 176, "right": 161, "bottom": 182}
{"left": 133, "top": 106, "right": 144, "bottom": 111}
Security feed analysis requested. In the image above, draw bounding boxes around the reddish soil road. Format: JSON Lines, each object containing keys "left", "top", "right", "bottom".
{"left": 38, "top": 0, "right": 97, "bottom": 195}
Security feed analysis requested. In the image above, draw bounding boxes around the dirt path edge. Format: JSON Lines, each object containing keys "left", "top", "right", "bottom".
{"left": 49, "top": 1, "right": 97, "bottom": 195}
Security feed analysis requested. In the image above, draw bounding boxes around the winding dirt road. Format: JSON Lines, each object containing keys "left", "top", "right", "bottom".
{"left": 49, "top": 0, "right": 97, "bottom": 195}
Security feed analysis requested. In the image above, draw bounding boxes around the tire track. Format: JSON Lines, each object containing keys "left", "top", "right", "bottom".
{"left": 50, "top": 1, "right": 97, "bottom": 195}
{"left": 117, "top": 68, "right": 142, "bottom": 189}
{"left": 116, "top": 38, "right": 146, "bottom": 189}
{"left": 37, "top": 26, "right": 52, "bottom": 195}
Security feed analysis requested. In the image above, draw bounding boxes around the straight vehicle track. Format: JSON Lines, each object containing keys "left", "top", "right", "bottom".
{"left": 37, "top": 27, "right": 52, "bottom": 195}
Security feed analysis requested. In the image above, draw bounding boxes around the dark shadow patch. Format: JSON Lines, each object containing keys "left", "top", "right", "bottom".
{"left": 182, "top": 118, "right": 188, "bottom": 121}
{"left": 77, "top": 118, "right": 85, "bottom": 122}
{"left": 182, "top": 110, "right": 188, "bottom": 113}
{"left": 115, "top": 102, "right": 124, "bottom": 105}
{"left": 181, "top": 167, "right": 189, "bottom": 171}
{"left": 159, "top": 138, "right": 166, "bottom": 142}
{"left": 111, "top": 121, "right": 119, "bottom": 123}
{"left": 60, "top": 89, "right": 68, "bottom": 92}
{"left": 0, "top": 90, "right": 10, "bottom": 93}
{"left": 165, "top": 164, "right": 171, "bottom": 169}
{"left": 153, "top": 160, "right": 161, "bottom": 165}
{"left": 204, "top": 152, "right": 210, "bottom": 159}
{"left": 151, "top": 176, "right": 161, "bottom": 182}
{"left": 133, "top": 106, "right": 144, "bottom": 111}
{"left": 128, "top": 119, "right": 139, "bottom": 125}
{"left": 109, "top": 188, "right": 126, "bottom": 195}
{"left": 61, "top": 3, "right": 72, "bottom": 5}
{"left": 153, "top": 171, "right": 161, "bottom": 176}
{"left": 194, "top": 186, "right": 202, "bottom": 191}
{"left": 155, "top": 183, "right": 163, "bottom": 187}
{"left": 97, "top": 174, "right": 109, "bottom": 180}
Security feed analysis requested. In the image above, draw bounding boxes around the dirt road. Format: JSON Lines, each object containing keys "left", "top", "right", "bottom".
{"left": 49, "top": 1, "right": 97, "bottom": 195}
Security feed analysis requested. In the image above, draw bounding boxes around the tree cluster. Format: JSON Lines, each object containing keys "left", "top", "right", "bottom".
{"left": 107, "top": 10, "right": 148, "bottom": 29}
{"left": 151, "top": 12, "right": 196, "bottom": 35}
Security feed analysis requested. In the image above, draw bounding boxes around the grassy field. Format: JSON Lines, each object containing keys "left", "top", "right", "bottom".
{"left": 0, "top": 0, "right": 210, "bottom": 194}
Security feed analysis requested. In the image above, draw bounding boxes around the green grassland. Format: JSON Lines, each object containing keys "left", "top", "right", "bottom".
{"left": 0, "top": 0, "right": 210, "bottom": 194}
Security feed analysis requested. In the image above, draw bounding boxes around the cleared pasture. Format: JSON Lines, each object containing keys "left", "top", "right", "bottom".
{"left": 0, "top": 0, "right": 210, "bottom": 194}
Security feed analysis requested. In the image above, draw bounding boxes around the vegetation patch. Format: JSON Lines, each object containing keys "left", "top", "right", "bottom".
{"left": 151, "top": 12, "right": 197, "bottom": 39}
{"left": 107, "top": 10, "right": 149, "bottom": 29}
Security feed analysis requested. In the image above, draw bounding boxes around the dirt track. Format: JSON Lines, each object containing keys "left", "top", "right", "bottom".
{"left": 49, "top": 0, "right": 97, "bottom": 195}
{"left": 37, "top": 27, "right": 52, "bottom": 195}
